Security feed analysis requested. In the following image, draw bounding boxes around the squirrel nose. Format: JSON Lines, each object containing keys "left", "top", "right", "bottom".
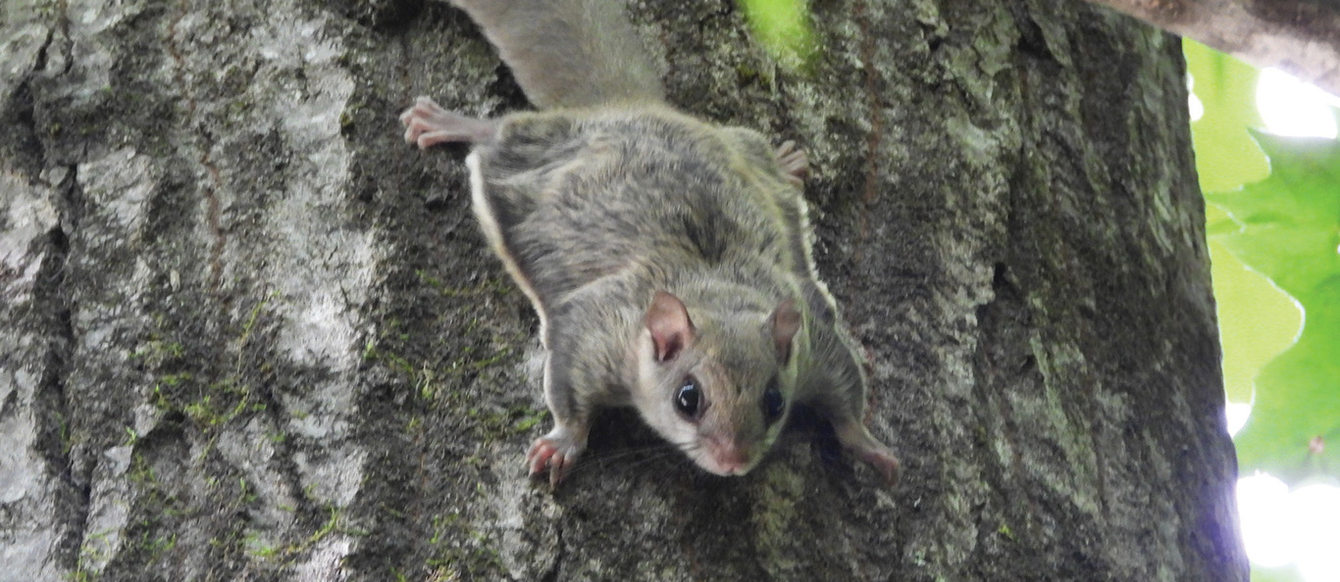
{"left": 711, "top": 438, "right": 752, "bottom": 474}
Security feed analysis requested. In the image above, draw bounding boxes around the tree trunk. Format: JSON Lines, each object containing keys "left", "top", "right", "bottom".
{"left": 0, "top": 0, "right": 1246, "bottom": 580}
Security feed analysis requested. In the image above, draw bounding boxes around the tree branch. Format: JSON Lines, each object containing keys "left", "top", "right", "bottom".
{"left": 1086, "top": 0, "right": 1340, "bottom": 96}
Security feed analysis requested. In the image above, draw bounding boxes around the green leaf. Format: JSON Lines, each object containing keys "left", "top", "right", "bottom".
{"left": 1252, "top": 564, "right": 1304, "bottom": 582}
{"left": 1210, "top": 236, "right": 1302, "bottom": 405}
{"left": 1185, "top": 39, "right": 1269, "bottom": 192}
{"left": 739, "top": 0, "right": 816, "bottom": 70}
{"left": 1186, "top": 41, "right": 1302, "bottom": 405}
{"left": 1208, "top": 132, "right": 1340, "bottom": 482}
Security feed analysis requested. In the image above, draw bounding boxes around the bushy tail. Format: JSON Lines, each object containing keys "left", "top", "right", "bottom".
{"left": 449, "top": 0, "right": 664, "bottom": 109}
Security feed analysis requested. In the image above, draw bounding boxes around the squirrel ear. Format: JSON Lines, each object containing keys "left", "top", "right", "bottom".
{"left": 769, "top": 299, "right": 801, "bottom": 363}
{"left": 646, "top": 291, "right": 694, "bottom": 363}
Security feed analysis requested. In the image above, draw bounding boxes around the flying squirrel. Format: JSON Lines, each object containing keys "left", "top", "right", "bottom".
{"left": 400, "top": 0, "right": 900, "bottom": 487}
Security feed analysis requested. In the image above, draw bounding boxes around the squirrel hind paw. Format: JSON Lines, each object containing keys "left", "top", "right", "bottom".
{"left": 399, "top": 96, "right": 497, "bottom": 148}
{"left": 775, "top": 140, "right": 809, "bottom": 186}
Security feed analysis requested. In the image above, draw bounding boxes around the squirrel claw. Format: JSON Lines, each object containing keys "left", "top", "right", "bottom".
{"left": 774, "top": 140, "right": 809, "bottom": 186}
{"left": 526, "top": 431, "right": 584, "bottom": 487}
{"left": 399, "top": 96, "right": 497, "bottom": 148}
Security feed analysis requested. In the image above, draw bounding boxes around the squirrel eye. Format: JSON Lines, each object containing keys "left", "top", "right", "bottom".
{"left": 763, "top": 382, "right": 784, "bottom": 424}
{"left": 675, "top": 377, "right": 702, "bottom": 420}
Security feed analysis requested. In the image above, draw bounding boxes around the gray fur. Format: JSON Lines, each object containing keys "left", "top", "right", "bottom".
{"left": 403, "top": 0, "right": 899, "bottom": 485}
{"left": 448, "top": 0, "right": 664, "bottom": 108}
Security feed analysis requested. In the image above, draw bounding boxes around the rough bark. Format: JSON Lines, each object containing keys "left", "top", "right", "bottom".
{"left": 0, "top": 0, "right": 1246, "bottom": 580}
{"left": 1084, "top": 0, "right": 1340, "bottom": 95}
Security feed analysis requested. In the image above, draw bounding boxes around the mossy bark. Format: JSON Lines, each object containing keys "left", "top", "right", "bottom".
{"left": 0, "top": 0, "right": 1246, "bottom": 580}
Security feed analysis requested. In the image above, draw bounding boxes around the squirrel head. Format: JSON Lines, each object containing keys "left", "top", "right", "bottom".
{"left": 634, "top": 290, "right": 801, "bottom": 477}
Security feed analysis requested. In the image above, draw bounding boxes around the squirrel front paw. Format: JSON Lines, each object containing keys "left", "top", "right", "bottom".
{"left": 525, "top": 426, "right": 587, "bottom": 487}
{"left": 836, "top": 421, "right": 901, "bottom": 486}
{"left": 854, "top": 444, "right": 901, "bottom": 486}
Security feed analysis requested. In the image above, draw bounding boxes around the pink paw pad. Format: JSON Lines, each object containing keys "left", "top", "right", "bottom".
{"left": 860, "top": 448, "right": 900, "bottom": 487}
{"left": 526, "top": 437, "right": 575, "bottom": 487}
